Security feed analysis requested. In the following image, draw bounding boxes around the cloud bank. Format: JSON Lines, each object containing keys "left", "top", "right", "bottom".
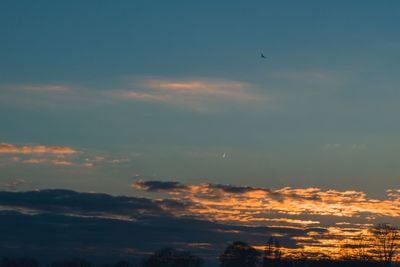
{"left": 132, "top": 180, "right": 400, "bottom": 258}
{"left": 0, "top": 189, "right": 311, "bottom": 263}
{"left": 2, "top": 184, "right": 400, "bottom": 261}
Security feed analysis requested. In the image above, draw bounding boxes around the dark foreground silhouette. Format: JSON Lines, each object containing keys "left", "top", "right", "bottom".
{"left": 0, "top": 244, "right": 396, "bottom": 267}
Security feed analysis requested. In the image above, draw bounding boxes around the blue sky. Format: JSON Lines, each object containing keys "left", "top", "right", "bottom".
{"left": 1, "top": 1, "right": 400, "bottom": 196}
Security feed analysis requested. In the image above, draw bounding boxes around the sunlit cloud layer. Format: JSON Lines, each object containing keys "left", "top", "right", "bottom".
{"left": 132, "top": 181, "right": 400, "bottom": 221}
{"left": 1, "top": 187, "right": 398, "bottom": 260}
{"left": 132, "top": 180, "right": 400, "bottom": 258}
{"left": 0, "top": 189, "right": 324, "bottom": 260}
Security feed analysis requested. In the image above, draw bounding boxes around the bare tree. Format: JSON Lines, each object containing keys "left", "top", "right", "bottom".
{"left": 264, "top": 237, "right": 274, "bottom": 260}
{"left": 371, "top": 223, "right": 400, "bottom": 264}
{"left": 273, "top": 239, "right": 282, "bottom": 260}
{"left": 142, "top": 247, "right": 203, "bottom": 267}
{"left": 220, "top": 241, "right": 261, "bottom": 267}
{"left": 353, "top": 233, "right": 371, "bottom": 262}
{"left": 264, "top": 237, "right": 282, "bottom": 261}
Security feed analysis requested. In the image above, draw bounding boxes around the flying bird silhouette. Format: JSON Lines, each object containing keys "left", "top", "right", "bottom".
{"left": 260, "top": 52, "right": 266, "bottom": 59}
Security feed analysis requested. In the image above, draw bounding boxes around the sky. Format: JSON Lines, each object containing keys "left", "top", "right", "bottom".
{"left": 1, "top": 1, "right": 400, "bottom": 263}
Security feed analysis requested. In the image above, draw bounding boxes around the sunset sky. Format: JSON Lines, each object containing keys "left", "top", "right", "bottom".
{"left": 1, "top": 1, "right": 400, "bottom": 263}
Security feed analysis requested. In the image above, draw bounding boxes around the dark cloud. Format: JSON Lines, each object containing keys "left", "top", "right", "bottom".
{"left": 0, "top": 189, "right": 315, "bottom": 264}
{"left": 208, "top": 184, "right": 262, "bottom": 194}
{"left": 132, "top": 180, "right": 189, "bottom": 192}
{"left": 0, "top": 189, "right": 164, "bottom": 218}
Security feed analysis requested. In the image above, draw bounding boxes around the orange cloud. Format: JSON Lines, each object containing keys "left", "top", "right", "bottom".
{"left": 107, "top": 78, "right": 263, "bottom": 111}
{"left": 21, "top": 158, "right": 74, "bottom": 166}
{"left": 133, "top": 181, "right": 400, "bottom": 226}
{"left": 109, "top": 90, "right": 170, "bottom": 102}
{"left": 146, "top": 80, "right": 245, "bottom": 91}
{"left": 22, "top": 158, "right": 48, "bottom": 164}
{"left": 145, "top": 79, "right": 258, "bottom": 101}
{"left": 0, "top": 143, "right": 76, "bottom": 155}
{"left": 50, "top": 159, "right": 74, "bottom": 166}
{"left": 133, "top": 181, "right": 400, "bottom": 260}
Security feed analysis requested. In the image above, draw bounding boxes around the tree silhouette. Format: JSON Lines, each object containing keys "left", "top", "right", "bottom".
{"left": 108, "top": 261, "right": 133, "bottom": 267}
{"left": 263, "top": 237, "right": 283, "bottom": 266}
{"left": 1, "top": 257, "right": 39, "bottom": 267}
{"left": 49, "top": 258, "right": 92, "bottom": 267}
{"left": 273, "top": 239, "right": 282, "bottom": 260}
{"left": 370, "top": 223, "right": 400, "bottom": 264}
{"left": 220, "top": 241, "right": 261, "bottom": 267}
{"left": 141, "top": 247, "right": 203, "bottom": 267}
{"left": 351, "top": 233, "right": 371, "bottom": 262}
{"left": 265, "top": 238, "right": 274, "bottom": 260}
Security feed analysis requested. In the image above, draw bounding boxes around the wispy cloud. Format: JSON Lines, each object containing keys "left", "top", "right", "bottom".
{"left": 107, "top": 78, "right": 264, "bottom": 111}
{"left": 0, "top": 142, "right": 77, "bottom": 167}
{"left": 21, "top": 158, "right": 49, "bottom": 164}
{"left": 0, "top": 178, "right": 25, "bottom": 191}
{"left": 19, "top": 84, "right": 71, "bottom": 93}
{"left": 109, "top": 90, "right": 170, "bottom": 102}
{"left": 0, "top": 77, "right": 267, "bottom": 112}
{"left": 0, "top": 142, "right": 76, "bottom": 155}
{"left": 144, "top": 80, "right": 254, "bottom": 99}
{"left": 0, "top": 141, "right": 132, "bottom": 169}
{"left": 21, "top": 158, "right": 75, "bottom": 166}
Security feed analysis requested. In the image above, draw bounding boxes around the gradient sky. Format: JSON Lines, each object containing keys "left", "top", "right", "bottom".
{"left": 4, "top": 2, "right": 400, "bottom": 264}
{"left": 2, "top": 0, "right": 400, "bottom": 196}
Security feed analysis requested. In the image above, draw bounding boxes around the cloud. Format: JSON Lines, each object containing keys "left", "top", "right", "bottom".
{"left": 107, "top": 78, "right": 264, "bottom": 111}
{"left": 132, "top": 180, "right": 189, "bottom": 192}
{"left": 132, "top": 180, "right": 400, "bottom": 258}
{"left": 0, "top": 142, "right": 76, "bottom": 155}
{"left": 0, "top": 179, "right": 25, "bottom": 191}
{"left": 0, "top": 83, "right": 112, "bottom": 109}
{"left": 82, "top": 156, "right": 130, "bottom": 168}
{"left": 19, "top": 84, "right": 70, "bottom": 93}
{"left": 0, "top": 78, "right": 266, "bottom": 112}
{"left": 0, "top": 142, "right": 133, "bottom": 169}
{"left": 208, "top": 184, "right": 264, "bottom": 194}
{"left": 21, "top": 158, "right": 48, "bottom": 164}
{"left": 15, "top": 158, "right": 76, "bottom": 166}
{"left": 10, "top": 155, "right": 75, "bottom": 167}
{"left": 109, "top": 91, "right": 170, "bottom": 102}
{"left": 0, "top": 189, "right": 315, "bottom": 262}
{"left": 2, "top": 188, "right": 398, "bottom": 260}
{"left": 50, "top": 159, "right": 74, "bottom": 166}
{"left": 144, "top": 182, "right": 400, "bottom": 220}
{"left": 144, "top": 80, "right": 255, "bottom": 100}
{"left": 0, "top": 189, "right": 164, "bottom": 217}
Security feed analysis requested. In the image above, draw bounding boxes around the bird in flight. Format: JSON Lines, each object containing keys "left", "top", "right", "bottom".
{"left": 260, "top": 52, "right": 266, "bottom": 59}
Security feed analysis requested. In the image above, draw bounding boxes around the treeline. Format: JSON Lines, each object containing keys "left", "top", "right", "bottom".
{"left": 0, "top": 245, "right": 394, "bottom": 267}
{"left": 2, "top": 223, "right": 400, "bottom": 267}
